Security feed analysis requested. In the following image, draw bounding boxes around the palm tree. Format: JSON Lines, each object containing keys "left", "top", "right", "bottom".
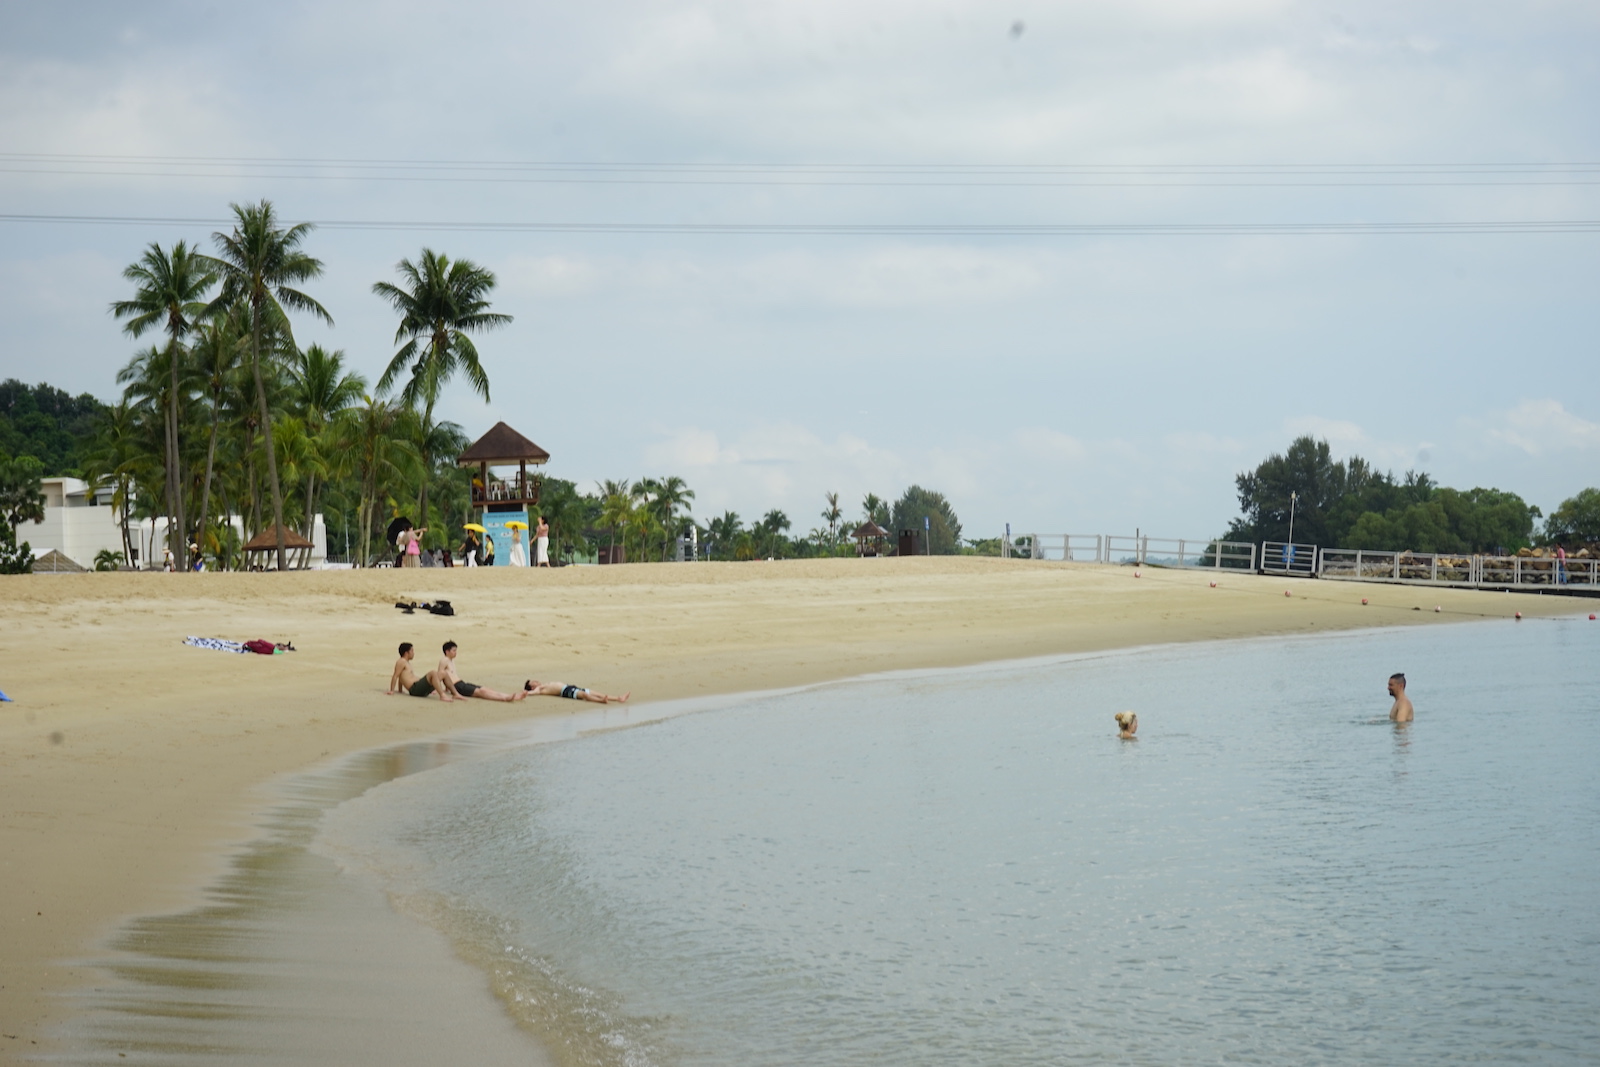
{"left": 330, "top": 396, "right": 420, "bottom": 566}
{"left": 647, "top": 475, "right": 696, "bottom": 560}
{"left": 821, "top": 492, "right": 842, "bottom": 548}
{"left": 760, "top": 509, "right": 791, "bottom": 558}
{"left": 83, "top": 400, "right": 143, "bottom": 565}
{"left": 204, "top": 200, "right": 333, "bottom": 571}
{"left": 372, "top": 249, "right": 511, "bottom": 532}
{"left": 598, "top": 488, "right": 634, "bottom": 562}
{"left": 291, "top": 344, "right": 366, "bottom": 553}
{"left": 707, "top": 510, "right": 742, "bottom": 561}
{"left": 110, "top": 240, "right": 217, "bottom": 566}
{"left": 189, "top": 310, "right": 247, "bottom": 568}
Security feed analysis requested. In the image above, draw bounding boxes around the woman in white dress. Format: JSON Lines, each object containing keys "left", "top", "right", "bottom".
{"left": 508, "top": 527, "right": 527, "bottom": 567}
{"left": 535, "top": 516, "right": 550, "bottom": 567}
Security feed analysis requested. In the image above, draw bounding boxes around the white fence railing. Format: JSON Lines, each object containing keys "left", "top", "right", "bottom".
{"left": 1002, "top": 535, "right": 1255, "bottom": 570}
{"left": 1260, "top": 541, "right": 1318, "bottom": 576}
{"left": 1319, "top": 549, "right": 1600, "bottom": 589}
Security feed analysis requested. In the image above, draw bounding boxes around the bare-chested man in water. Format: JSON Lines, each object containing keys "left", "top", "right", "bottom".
{"left": 388, "top": 642, "right": 455, "bottom": 700}
{"left": 1388, "top": 673, "right": 1413, "bottom": 723}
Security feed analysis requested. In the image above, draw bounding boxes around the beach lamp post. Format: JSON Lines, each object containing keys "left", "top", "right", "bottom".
{"left": 1288, "top": 491, "right": 1298, "bottom": 545}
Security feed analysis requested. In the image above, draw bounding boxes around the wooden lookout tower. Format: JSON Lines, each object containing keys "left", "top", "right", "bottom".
{"left": 457, "top": 421, "right": 551, "bottom": 515}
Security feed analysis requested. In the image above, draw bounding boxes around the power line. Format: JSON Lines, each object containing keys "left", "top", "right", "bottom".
{"left": 2, "top": 213, "right": 1597, "bottom": 235}
{"left": 2, "top": 154, "right": 1599, "bottom": 188}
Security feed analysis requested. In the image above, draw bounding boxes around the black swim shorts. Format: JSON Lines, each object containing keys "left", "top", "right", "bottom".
{"left": 560, "top": 684, "right": 587, "bottom": 700}
{"left": 408, "top": 678, "right": 434, "bottom": 698}
{"left": 455, "top": 681, "right": 480, "bottom": 697}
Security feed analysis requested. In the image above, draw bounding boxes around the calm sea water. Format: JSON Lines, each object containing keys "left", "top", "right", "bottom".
{"left": 318, "top": 619, "right": 1600, "bottom": 1066}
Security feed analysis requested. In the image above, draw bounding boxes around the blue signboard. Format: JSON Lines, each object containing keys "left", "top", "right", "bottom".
{"left": 481, "top": 510, "right": 528, "bottom": 566}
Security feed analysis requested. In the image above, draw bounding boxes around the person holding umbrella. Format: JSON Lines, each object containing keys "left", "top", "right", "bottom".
{"left": 506, "top": 520, "right": 529, "bottom": 567}
{"left": 461, "top": 524, "right": 484, "bottom": 567}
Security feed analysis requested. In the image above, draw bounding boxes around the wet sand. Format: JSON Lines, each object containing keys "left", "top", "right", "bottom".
{"left": 0, "top": 558, "right": 1585, "bottom": 1061}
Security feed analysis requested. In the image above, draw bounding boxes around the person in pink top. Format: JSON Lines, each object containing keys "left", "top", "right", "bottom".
{"left": 402, "top": 526, "right": 426, "bottom": 568}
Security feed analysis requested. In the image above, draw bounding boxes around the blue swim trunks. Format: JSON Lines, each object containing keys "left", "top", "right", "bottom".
{"left": 560, "top": 684, "right": 587, "bottom": 700}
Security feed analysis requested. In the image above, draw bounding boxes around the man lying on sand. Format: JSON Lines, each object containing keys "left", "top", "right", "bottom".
{"left": 523, "top": 679, "right": 630, "bottom": 704}
{"left": 388, "top": 642, "right": 456, "bottom": 700}
{"left": 438, "top": 640, "right": 526, "bottom": 702}
{"left": 1388, "top": 673, "right": 1413, "bottom": 723}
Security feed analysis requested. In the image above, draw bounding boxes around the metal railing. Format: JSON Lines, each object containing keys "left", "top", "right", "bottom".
{"left": 1319, "top": 549, "right": 1599, "bottom": 589}
{"left": 1261, "top": 541, "right": 1318, "bottom": 576}
{"left": 1002, "top": 534, "right": 1255, "bottom": 570}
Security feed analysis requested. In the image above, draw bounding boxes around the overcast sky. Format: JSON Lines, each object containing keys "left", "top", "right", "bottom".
{"left": 2, "top": 0, "right": 1596, "bottom": 540}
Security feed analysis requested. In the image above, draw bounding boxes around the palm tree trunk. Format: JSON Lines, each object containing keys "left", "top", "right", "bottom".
{"left": 417, "top": 398, "right": 434, "bottom": 550}
{"left": 248, "top": 309, "right": 289, "bottom": 571}
{"left": 197, "top": 395, "right": 221, "bottom": 572}
{"left": 166, "top": 340, "right": 188, "bottom": 570}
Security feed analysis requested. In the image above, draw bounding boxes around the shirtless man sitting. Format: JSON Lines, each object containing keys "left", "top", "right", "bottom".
{"left": 388, "top": 642, "right": 455, "bottom": 700}
{"left": 1388, "top": 672, "right": 1414, "bottom": 723}
{"left": 523, "top": 679, "right": 630, "bottom": 704}
{"left": 438, "top": 640, "right": 526, "bottom": 703}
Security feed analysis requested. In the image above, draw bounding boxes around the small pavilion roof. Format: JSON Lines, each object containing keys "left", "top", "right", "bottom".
{"left": 243, "top": 524, "right": 315, "bottom": 552}
{"left": 852, "top": 521, "right": 889, "bottom": 539}
{"left": 457, "top": 421, "right": 550, "bottom": 467}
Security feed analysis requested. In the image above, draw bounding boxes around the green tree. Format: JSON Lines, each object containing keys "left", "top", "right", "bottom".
{"left": 205, "top": 200, "right": 333, "bottom": 571}
{"left": 0, "top": 380, "right": 108, "bottom": 475}
{"left": 890, "top": 485, "right": 962, "bottom": 554}
{"left": 110, "top": 240, "right": 217, "bottom": 566}
{"left": 82, "top": 399, "right": 144, "bottom": 565}
{"left": 861, "top": 492, "right": 890, "bottom": 530}
{"left": 1226, "top": 436, "right": 1350, "bottom": 546}
{"left": 188, "top": 310, "right": 248, "bottom": 568}
{"left": 291, "top": 344, "right": 366, "bottom": 553}
{"left": 758, "top": 509, "right": 791, "bottom": 558}
{"left": 373, "top": 249, "right": 511, "bottom": 533}
{"left": 706, "top": 510, "right": 743, "bottom": 561}
{"left": 0, "top": 454, "right": 45, "bottom": 574}
{"left": 330, "top": 396, "right": 420, "bottom": 566}
{"left": 821, "top": 491, "right": 842, "bottom": 547}
{"left": 1543, "top": 488, "right": 1600, "bottom": 546}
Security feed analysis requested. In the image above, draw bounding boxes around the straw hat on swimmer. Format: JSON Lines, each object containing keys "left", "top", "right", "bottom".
{"left": 1114, "top": 710, "right": 1138, "bottom": 739}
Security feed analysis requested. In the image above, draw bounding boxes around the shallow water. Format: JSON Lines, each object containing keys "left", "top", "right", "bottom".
{"left": 315, "top": 619, "right": 1600, "bottom": 1066}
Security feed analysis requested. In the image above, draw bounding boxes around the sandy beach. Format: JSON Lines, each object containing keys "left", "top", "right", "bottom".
{"left": 0, "top": 557, "right": 1587, "bottom": 1060}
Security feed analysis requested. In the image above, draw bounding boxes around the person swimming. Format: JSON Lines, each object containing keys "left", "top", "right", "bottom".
{"left": 1114, "top": 710, "right": 1138, "bottom": 739}
{"left": 1388, "top": 673, "right": 1413, "bottom": 723}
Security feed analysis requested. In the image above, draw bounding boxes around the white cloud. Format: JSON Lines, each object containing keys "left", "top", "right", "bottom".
{"left": 1487, "top": 399, "right": 1600, "bottom": 455}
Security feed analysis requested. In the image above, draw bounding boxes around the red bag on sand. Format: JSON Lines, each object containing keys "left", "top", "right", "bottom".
{"left": 243, "top": 639, "right": 277, "bottom": 655}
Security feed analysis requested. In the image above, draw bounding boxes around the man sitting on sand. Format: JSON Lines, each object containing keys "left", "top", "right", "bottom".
{"left": 437, "top": 640, "right": 526, "bottom": 702}
{"left": 523, "top": 679, "right": 630, "bottom": 704}
{"left": 1388, "top": 673, "right": 1413, "bottom": 723}
{"left": 388, "top": 642, "right": 456, "bottom": 700}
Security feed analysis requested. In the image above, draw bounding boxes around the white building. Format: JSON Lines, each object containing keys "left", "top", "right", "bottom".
{"left": 24, "top": 477, "right": 329, "bottom": 570}
{"left": 27, "top": 477, "right": 124, "bottom": 569}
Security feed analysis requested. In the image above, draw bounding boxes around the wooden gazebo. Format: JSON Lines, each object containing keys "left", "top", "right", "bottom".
{"left": 852, "top": 521, "right": 889, "bottom": 557}
{"left": 243, "top": 524, "right": 315, "bottom": 569}
{"left": 457, "top": 421, "right": 551, "bottom": 510}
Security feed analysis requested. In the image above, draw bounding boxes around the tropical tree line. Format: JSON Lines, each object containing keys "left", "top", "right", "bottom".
{"left": 72, "top": 198, "right": 510, "bottom": 571}
{"left": 524, "top": 481, "right": 970, "bottom": 564}
{"left": 1221, "top": 435, "right": 1598, "bottom": 553}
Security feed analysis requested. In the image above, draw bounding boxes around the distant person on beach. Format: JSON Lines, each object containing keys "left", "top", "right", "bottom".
{"left": 483, "top": 534, "right": 496, "bottom": 567}
{"left": 508, "top": 527, "right": 527, "bottom": 567}
{"left": 437, "top": 640, "right": 526, "bottom": 702}
{"left": 387, "top": 642, "right": 455, "bottom": 700}
{"left": 535, "top": 517, "right": 550, "bottom": 567}
{"left": 1555, "top": 544, "right": 1568, "bottom": 584}
{"left": 1388, "top": 674, "right": 1413, "bottom": 723}
{"left": 401, "top": 526, "right": 426, "bottom": 569}
{"left": 1114, "top": 711, "right": 1138, "bottom": 739}
{"left": 461, "top": 530, "right": 480, "bottom": 567}
{"left": 523, "top": 679, "right": 630, "bottom": 704}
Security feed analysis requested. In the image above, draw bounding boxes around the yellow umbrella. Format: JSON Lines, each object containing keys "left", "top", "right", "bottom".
{"left": 463, "top": 523, "right": 486, "bottom": 533}
{"left": 505, "top": 521, "right": 529, "bottom": 530}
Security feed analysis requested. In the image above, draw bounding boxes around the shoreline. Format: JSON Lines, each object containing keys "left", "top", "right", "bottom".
{"left": 1, "top": 558, "right": 1588, "bottom": 1060}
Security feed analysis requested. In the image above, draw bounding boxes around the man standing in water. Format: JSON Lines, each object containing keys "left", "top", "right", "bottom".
{"left": 1388, "top": 673, "right": 1413, "bottom": 723}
